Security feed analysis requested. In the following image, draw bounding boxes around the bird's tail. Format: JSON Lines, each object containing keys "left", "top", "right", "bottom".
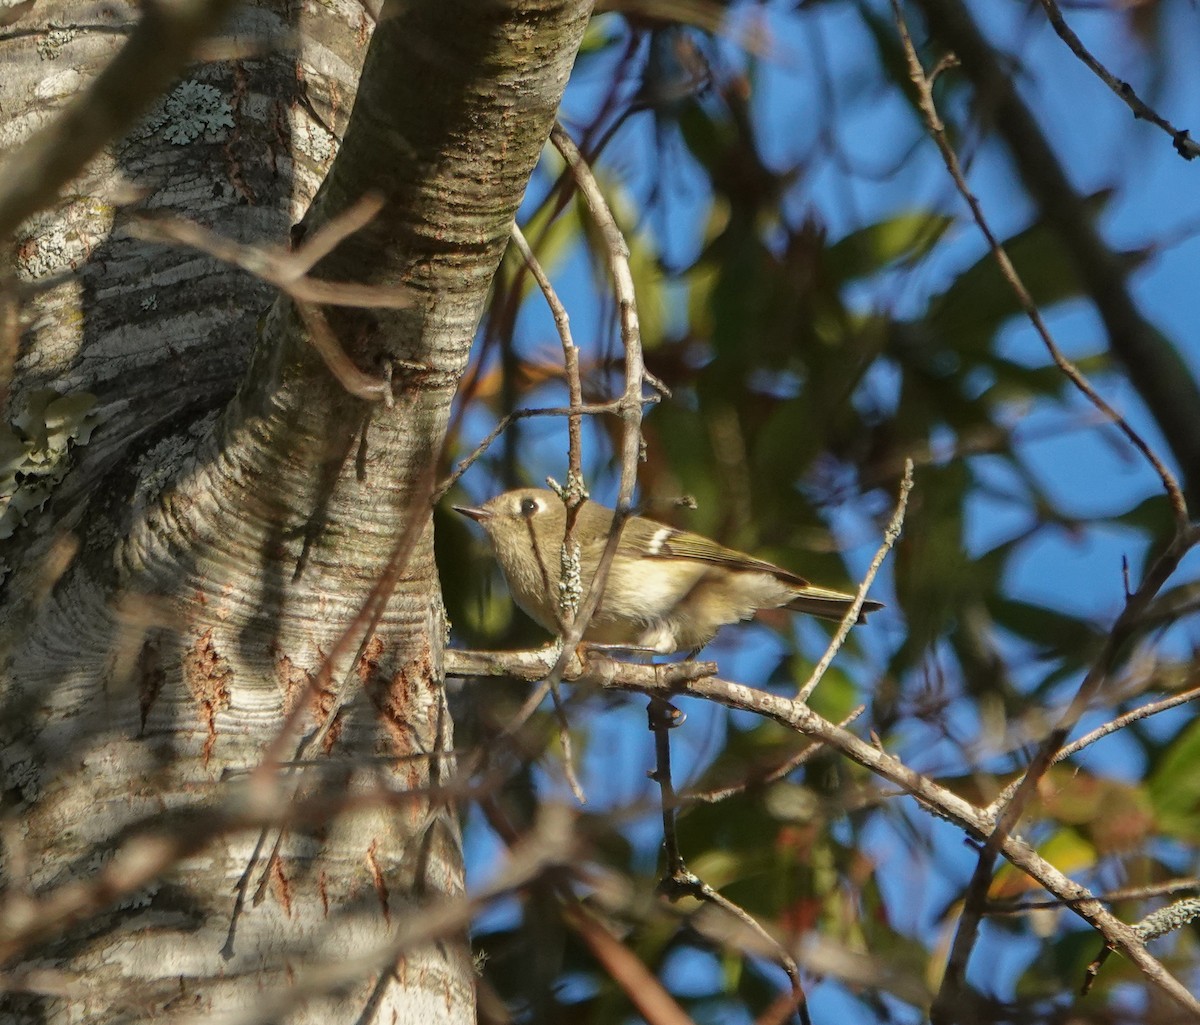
{"left": 786, "top": 586, "right": 883, "bottom": 624}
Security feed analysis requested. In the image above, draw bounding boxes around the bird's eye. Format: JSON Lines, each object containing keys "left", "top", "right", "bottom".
{"left": 519, "top": 497, "right": 538, "bottom": 516}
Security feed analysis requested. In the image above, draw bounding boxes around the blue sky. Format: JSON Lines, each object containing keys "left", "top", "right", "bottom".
{"left": 455, "top": 0, "right": 1200, "bottom": 1015}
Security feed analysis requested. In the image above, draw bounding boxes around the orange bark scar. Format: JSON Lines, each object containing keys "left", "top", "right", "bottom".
{"left": 270, "top": 855, "right": 293, "bottom": 917}
{"left": 182, "top": 627, "right": 232, "bottom": 766}
{"left": 356, "top": 635, "right": 385, "bottom": 688}
{"left": 276, "top": 652, "right": 342, "bottom": 752}
{"left": 366, "top": 839, "right": 391, "bottom": 924}
{"left": 318, "top": 870, "right": 330, "bottom": 918}
{"left": 366, "top": 639, "right": 434, "bottom": 758}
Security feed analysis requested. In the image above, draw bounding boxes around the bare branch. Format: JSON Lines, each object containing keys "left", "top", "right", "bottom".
{"left": 891, "top": 6, "right": 1200, "bottom": 1012}
{"left": 988, "top": 877, "right": 1200, "bottom": 915}
{"left": 550, "top": 124, "right": 646, "bottom": 509}
{"left": 798, "top": 458, "right": 911, "bottom": 702}
{"left": 1036, "top": 0, "right": 1200, "bottom": 161}
{"left": 678, "top": 876, "right": 809, "bottom": 1025}
{"left": 646, "top": 691, "right": 809, "bottom": 1023}
{"left": 892, "top": 1, "right": 1188, "bottom": 530}
{"left": 987, "top": 682, "right": 1200, "bottom": 815}
{"left": 508, "top": 222, "right": 584, "bottom": 500}
{"left": 913, "top": 0, "right": 1200, "bottom": 506}
{"left": 435, "top": 401, "right": 629, "bottom": 502}
{"left": 132, "top": 197, "right": 413, "bottom": 404}
{"left": 442, "top": 645, "right": 1200, "bottom": 1017}
{"left": 293, "top": 300, "right": 395, "bottom": 404}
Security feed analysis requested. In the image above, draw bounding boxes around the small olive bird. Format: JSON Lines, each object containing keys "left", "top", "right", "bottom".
{"left": 455, "top": 488, "right": 882, "bottom": 654}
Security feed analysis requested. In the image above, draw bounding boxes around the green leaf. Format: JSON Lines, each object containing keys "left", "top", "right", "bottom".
{"left": 988, "top": 597, "right": 1101, "bottom": 656}
{"left": 1109, "top": 492, "right": 1174, "bottom": 537}
{"left": 1149, "top": 718, "right": 1200, "bottom": 839}
{"left": 925, "top": 194, "right": 1143, "bottom": 353}
{"left": 826, "top": 211, "right": 955, "bottom": 283}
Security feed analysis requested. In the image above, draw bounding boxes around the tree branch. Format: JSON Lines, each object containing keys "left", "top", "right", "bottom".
{"left": 913, "top": 0, "right": 1200, "bottom": 506}
{"left": 893, "top": 2, "right": 1187, "bottom": 529}
{"left": 798, "top": 458, "right": 912, "bottom": 701}
{"left": 494, "top": 124, "right": 655, "bottom": 738}
{"left": 1035, "top": 0, "right": 1200, "bottom": 160}
{"left": 891, "top": 6, "right": 1200, "bottom": 1010}
{"left": 443, "top": 645, "right": 1200, "bottom": 1017}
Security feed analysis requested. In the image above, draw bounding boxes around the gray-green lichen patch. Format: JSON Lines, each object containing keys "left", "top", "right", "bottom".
{"left": 36, "top": 24, "right": 76, "bottom": 60}
{"left": 131, "top": 409, "right": 220, "bottom": 516}
{"left": 0, "top": 389, "right": 101, "bottom": 540}
{"left": 16, "top": 198, "right": 114, "bottom": 279}
{"left": 138, "top": 80, "right": 234, "bottom": 146}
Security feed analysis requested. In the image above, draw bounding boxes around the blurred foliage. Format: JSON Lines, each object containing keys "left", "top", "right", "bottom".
{"left": 439, "top": 1, "right": 1200, "bottom": 1021}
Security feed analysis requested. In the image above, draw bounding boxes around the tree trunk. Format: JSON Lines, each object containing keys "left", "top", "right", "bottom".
{"left": 0, "top": 0, "right": 591, "bottom": 1020}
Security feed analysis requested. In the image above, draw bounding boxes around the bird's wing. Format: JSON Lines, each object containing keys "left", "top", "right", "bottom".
{"left": 619, "top": 517, "right": 812, "bottom": 588}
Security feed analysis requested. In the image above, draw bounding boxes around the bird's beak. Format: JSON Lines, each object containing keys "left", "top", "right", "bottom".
{"left": 453, "top": 505, "right": 491, "bottom": 523}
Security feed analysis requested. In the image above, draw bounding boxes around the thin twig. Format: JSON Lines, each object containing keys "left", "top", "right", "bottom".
{"left": 754, "top": 987, "right": 809, "bottom": 1025}
{"left": 442, "top": 645, "right": 1200, "bottom": 1016}
{"left": 131, "top": 196, "right": 410, "bottom": 404}
{"left": 988, "top": 878, "right": 1200, "bottom": 915}
{"left": 648, "top": 698, "right": 810, "bottom": 1025}
{"left": 509, "top": 221, "right": 587, "bottom": 803}
{"left": 434, "top": 401, "right": 627, "bottom": 503}
{"left": 986, "top": 683, "right": 1200, "bottom": 815}
{"left": 648, "top": 698, "right": 689, "bottom": 879}
{"left": 892, "top": 1, "right": 1188, "bottom": 530}
{"left": 1083, "top": 945, "right": 1115, "bottom": 996}
{"left": 891, "top": 7, "right": 1199, "bottom": 1016}
{"left": 798, "top": 459, "right": 912, "bottom": 702}
{"left": 508, "top": 223, "right": 584, "bottom": 497}
{"left": 131, "top": 196, "right": 403, "bottom": 305}
{"left": 552, "top": 119, "right": 646, "bottom": 510}
{"left": 498, "top": 124, "right": 653, "bottom": 736}
{"left": 693, "top": 879, "right": 810, "bottom": 1025}
{"left": 947, "top": 526, "right": 1200, "bottom": 1006}
{"left": 293, "top": 300, "right": 394, "bottom": 405}
{"left": 1054, "top": 684, "right": 1200, "bottom": 764}
{"left": 1036, "top": 0, "right": 1200, "bottom": 161}
{"left": 685, "top": 705, "right": 866, "bottom": 805}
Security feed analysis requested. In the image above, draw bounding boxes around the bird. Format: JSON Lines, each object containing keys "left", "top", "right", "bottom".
{"left": 454, "top": 488, "right": 882, "bottom": 655}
